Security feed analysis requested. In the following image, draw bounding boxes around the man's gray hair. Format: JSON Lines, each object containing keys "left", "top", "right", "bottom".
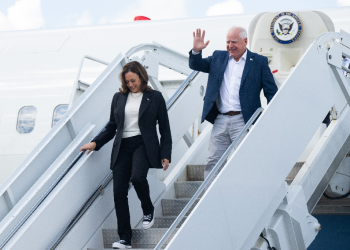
{"left": 228, "top": 26, "right": 247, "bottom": 39}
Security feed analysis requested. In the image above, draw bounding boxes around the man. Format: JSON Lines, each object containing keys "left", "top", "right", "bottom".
{"left": 189, "top": 27, "right": 278, "bottom": 181}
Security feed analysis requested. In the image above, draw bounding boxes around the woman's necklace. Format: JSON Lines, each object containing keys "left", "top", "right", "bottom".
{"left": 130, "top": 92, "right": 142, "bottom": 99}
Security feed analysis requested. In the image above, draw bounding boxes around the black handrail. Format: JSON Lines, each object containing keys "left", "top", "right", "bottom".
{"left": 166, "top": 71, "right": 198, "bottom": 110}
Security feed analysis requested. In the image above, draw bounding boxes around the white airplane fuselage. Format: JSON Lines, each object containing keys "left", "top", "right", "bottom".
{"left": 0, "top": 8, "right": 349, "bottom": 185}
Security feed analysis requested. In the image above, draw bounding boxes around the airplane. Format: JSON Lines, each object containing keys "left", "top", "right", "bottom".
{"left": 0, "top": 11, "right": 254, "bottom": 185}
{"left": 0, "top": 7, "right": 350, "bottom": 250}
{"left": 1, "top": 7, "right": 349, "bottom": 185}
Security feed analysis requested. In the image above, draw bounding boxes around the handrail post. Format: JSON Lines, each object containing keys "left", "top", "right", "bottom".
{"left": 75, "top": 55, "right": 110, "bottom": 90}
{"left": 166, "top": 71, "right": 199, "bottom": 110}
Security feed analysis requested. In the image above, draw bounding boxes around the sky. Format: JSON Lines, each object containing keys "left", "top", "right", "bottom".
{"left": 0, "top": 0, "right": 349, "bottom": 31}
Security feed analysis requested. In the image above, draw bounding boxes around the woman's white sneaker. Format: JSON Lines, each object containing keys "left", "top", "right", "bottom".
{"left": 142, "top": 209, "right": 155, "bottom": 229}
{"left": 112, "top": 240, "right": 132, "bottom": 249}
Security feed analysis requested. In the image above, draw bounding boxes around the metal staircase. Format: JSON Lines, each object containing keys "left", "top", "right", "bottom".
{"left": 100, "top": 163, "right": 322, "bottom": 250}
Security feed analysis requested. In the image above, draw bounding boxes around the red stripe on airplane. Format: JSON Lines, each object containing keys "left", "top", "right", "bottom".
{"left": 134, "top": 16, "right": 151, "bottom": 21}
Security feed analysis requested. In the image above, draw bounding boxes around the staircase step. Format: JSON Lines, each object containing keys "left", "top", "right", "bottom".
{"left": 186, "top": 163, "right": 303, "bottom": 183}
{"left": 174, "top": 181, "right": 204, "bottom": 198}
{"left": 152, "top": 216, "right": 187, "bottom": 228}
{"left": 161, "top": 198, "right": 200, "bottom": 216}
{"left": 102, "top": 228, "right": 177, "bottom": 249}
{"left": 312, "top": 196, "right": 350, "bottom": 215}
{"left": 186, "top": 164, "right": 205, "bottom": 181}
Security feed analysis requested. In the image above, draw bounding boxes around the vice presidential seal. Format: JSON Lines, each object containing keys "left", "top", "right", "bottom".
{"left": 270, "top": 12, "right": 302, "bottom": 44}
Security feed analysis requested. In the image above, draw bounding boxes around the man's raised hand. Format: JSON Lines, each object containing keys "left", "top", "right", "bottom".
{"left": 193, "top": 28, "right": 210, "bottom": 53}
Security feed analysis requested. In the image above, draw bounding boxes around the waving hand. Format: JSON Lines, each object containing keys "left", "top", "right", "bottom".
{"left": 193, "top": 28, "right": 210, "bottom": 53}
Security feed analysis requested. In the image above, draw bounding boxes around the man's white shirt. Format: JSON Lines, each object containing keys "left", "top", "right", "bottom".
{"left": 191, "top": 49, "right": 247, "bottom": 113}
{"left": 217, "top": 50, "right": 247, "bottom": 113}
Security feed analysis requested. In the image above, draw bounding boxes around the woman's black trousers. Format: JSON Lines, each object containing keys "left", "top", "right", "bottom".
{"left": 112, "top": 135, "right": 154, "bottom": 245}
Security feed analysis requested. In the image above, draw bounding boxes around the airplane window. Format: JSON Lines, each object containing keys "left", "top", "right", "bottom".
{"left": 17, "top": 106, "right": 37, "bottom": 134}
{"left": 52, "top": 104, "right": 68, "bottom": 127}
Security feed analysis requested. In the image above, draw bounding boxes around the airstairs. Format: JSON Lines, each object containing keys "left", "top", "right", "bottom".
{"left": 0, "top": 30, "right": 350, "bottom": 250}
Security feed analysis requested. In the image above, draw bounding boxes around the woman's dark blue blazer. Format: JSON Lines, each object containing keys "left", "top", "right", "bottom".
{"left": 92, "top": 90, "right": 172, "bottom": 170}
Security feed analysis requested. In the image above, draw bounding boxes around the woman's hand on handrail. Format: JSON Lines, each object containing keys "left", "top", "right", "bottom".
{"left": 161, "top": 159, "right": 169, "bottom": 171}
{"left": 80, "top": 142, "right": 97, "bottom": 155}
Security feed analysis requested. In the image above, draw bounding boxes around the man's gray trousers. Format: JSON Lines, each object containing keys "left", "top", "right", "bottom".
{"left": 205, "top": 113, "right": 247, "bottom": 182}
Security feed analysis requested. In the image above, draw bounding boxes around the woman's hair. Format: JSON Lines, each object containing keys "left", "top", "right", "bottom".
{"left": 119, "top": 61, "right": 152, "bottom": 94}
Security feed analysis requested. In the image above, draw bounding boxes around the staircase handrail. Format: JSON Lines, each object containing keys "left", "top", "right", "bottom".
{"left": 75, "top": 55, "right": 109, "bottom": 90}
{"left": 166, "top": 71, "right": 199, "bottom": 110}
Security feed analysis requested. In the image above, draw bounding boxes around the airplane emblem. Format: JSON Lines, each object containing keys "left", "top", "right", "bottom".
{"left": 279, "top": 22, "right": 293, "bottom": 35}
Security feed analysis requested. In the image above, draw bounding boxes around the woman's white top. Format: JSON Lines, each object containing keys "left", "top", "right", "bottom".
{"left": 122, "top": 92, "right": 143, "bottom": 138}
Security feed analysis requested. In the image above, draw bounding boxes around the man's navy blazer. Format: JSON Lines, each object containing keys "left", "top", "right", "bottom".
{"left": 92, "top": 90, "right": 172, "bottom": 170}
{"left": 189, "top": 49, "right": 278, "bottom": 124}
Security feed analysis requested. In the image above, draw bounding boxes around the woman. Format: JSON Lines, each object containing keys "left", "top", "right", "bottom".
{"left": 80, "top": 61, "right": 172, "bottom": 249}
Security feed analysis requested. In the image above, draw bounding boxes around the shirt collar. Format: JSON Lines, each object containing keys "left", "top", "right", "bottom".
{"left": 241, "top": 49, "right": 247, "bottom": 61}
{"left": 229, "top": 48, "right": 247, "bottom": 62}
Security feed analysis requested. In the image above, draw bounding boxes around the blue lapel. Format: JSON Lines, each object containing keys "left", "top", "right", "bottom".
{"left": 139, "top": 91, "right": 153, "bottom": 119}
{"left": 116, "top": 92, "right": 127, "bottom": 132}
{"left": 117, "top": 92, "right": 128, "bottom": 109}
{"left": 240, "top": 49, "right": 254, "bottom": 88}
{"left": 217, "top": 52, "right": 230, "bottom": 87}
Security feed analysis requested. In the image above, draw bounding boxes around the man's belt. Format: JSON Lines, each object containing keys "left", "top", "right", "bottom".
{"left": 219, "top": 111, "right": 242, "bottom": 116}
